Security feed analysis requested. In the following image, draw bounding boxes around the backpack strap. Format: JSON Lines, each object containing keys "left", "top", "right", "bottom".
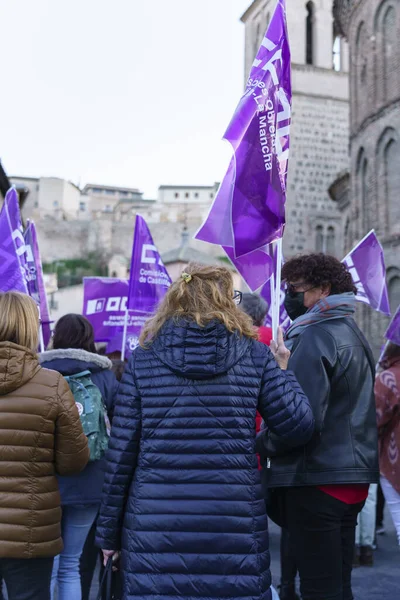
{"left": 64, "top": 370, "right": 91, "bottom": 383}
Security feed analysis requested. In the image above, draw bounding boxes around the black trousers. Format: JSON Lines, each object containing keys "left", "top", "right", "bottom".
{"left": 0, "top": 557, "right": 53, "bottom": 600}
{"left": 285, "top": 487, "right": 364, "bottom": 600}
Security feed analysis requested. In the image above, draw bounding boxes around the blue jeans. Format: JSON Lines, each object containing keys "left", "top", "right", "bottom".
{"left": 51, "top": 505, "right": 98, "bottom": 600}
{"left": 355, "top": 484, "right": 377, "bottom": 546}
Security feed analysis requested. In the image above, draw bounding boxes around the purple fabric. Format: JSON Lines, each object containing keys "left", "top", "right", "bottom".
{"left": 127, "top": 215, "right": 171, "bottom": 312}
{"left": 261, "top": 277, "right": 290, "bottom": 331}
{"left": 24, "top": 221, "right": 52, "bottom": 347}
{"left": 386, "top": 305, "right": 400, "bottom": 346}
{"left": 196, "top": 0, "right": 291, "bottom": 262}
{"left": 83, "top": 278, "right": 149, "bottom": 356}
{"left": 0, "top": 188, "right": 28, "bottom": 294}
{"left": 342, "top": 230, "right": 390, "bottom": 316}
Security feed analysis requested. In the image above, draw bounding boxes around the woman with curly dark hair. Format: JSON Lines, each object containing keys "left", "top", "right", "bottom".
{"left": 257, "top": 253, "right": 379, "bottom": 600}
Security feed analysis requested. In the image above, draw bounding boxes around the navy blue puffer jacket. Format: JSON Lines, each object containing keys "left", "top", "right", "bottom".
{"left": 96, "top": 320, "right": 314, "bottom": 600}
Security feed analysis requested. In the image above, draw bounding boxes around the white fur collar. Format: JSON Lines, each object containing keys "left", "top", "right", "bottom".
{"left": 38, "top": 348, "right": 112, "bottom": 370}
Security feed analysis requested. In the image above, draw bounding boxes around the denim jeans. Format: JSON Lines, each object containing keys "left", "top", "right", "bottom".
{"left": 355, "top": 483, "right": 377, "bottom": 546}
{"left": 52, "top": 504, "right": 98, "bottom": 600}
{"left": 0, "top": 557, "right": 53, "bottom": 600}
{"left": 380, "top": 476, "right": 400, "bottom": 545}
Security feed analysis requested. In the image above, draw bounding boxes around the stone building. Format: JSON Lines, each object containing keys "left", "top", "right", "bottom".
{"left": 332, "top": 0, "right": 400, "bottom": 356}
{"left": 241, "top": 0, "right": 350, "bottom": 257}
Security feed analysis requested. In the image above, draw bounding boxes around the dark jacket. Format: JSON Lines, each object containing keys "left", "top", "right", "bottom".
{"left": 39, "top": 348, "right": 119, "bottom": 506}
{"left": 96, "top": 320, "right": 314, "bottom": 600}
{"left": 258, "top": 317, "right": 379, "bottom": 487}
{"left": 0, "top": 343, "right": 89, "bottom": 559}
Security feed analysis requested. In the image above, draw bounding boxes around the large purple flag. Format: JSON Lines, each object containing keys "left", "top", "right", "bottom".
{"left": 127, "top": 215, "right": 171, "bottom": 312}
{"left": 0, "top": 188, "right": 28, "bottom": 294}
{"left": 342, "top": 230, "right": 390, "bottom": 316}
{"left": 386, "top": 305, "right": 400, "bottom": 346}
{"left": 196, "top": 0, "right": 291, "bottom": 261}
{"left": 24, "top": 221, "right": 52, "bottom": 348}
{"left": 83, "top": 277, "right": 148, "bottom": 356}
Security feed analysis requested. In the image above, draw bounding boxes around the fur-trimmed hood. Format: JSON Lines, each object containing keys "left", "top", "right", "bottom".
{"left": 39, "top": 348, "right": 112, "bottom": 376}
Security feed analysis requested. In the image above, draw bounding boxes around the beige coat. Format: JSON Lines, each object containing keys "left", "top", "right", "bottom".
{"left": 0, "top": 342, "right": 89, "bottom": 559}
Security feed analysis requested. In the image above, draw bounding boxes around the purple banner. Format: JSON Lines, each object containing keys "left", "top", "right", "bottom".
{"left": 196, "top": 0, "right": 291, "bottom": 260}
{"left": 386, "top": 305, "right": 400, "bottom": 346}
{"left": 342, "top": 230, "right": 390, "bottom": 316}
{"left": 24, "top": 221, "right": 52, "bottom": 348}
{"left": 0, "top": 188, "right": 28, "bottom": 294}
{"left": 127, "top": 215, "right": 171, "bottom": 312}
{"left": 83, "top": 277, "right": 149, "bottom": 356}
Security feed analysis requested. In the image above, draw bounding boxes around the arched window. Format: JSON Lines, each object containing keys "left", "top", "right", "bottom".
{"left": 375, "top": 3, "right": 398, "bottom": 104}
{"left": 326, "top": 226, "right": 336, "bottom": 255}
{"left": 306, "top": 2, "right": 315, "bottom": 65}
{"left": 377, "top": 128, "right": 399, "bottom": 234}
{"left": 316, "top": 225, "right": 324, "bottom": 252}
{"left": 333, "top": 36, "right": 342, "bottom": 71}
{"left": 354, "top": 22, "right": 368, "bottom": 123}
{"left": 389, "top": 275, "right": 400, "bottom": 313}
{"left": 356, "top": 148, "right": 369, "bottom": 232}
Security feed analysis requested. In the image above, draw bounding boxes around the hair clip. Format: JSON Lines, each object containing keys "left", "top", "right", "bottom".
{"left": 181, "top": 272, "right": 192, "bottom": 284}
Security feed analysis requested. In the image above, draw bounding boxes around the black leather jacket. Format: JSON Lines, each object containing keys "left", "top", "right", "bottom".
{"left": 257, "top": 317, "right": 379, "bottom": 487}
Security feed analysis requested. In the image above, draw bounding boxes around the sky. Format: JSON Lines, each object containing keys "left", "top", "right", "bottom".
{"left": 1, "top": 0, "right": 251, "bottom": 198}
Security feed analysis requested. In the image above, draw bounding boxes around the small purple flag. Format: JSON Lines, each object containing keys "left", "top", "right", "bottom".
{"left": 24, "top": 221, "right": 52, "bottom": 348}
{"left": 127, "top": 215, "right": 171, "bottom": 312}
{"left": 83, "top": 277, "right": 149, "bottom": 356}
{"left": 196, "top": 0, "right": 291, "bottom": 260}
{"left": 260, "top": 277, "right": 290, "bottom": 331}
{"left": 386, "top": 305, "right": 400, "bottom": 346}
{"left": 342, "top": 230, "right": 390, "bottom": 316}
{"left": 0, "top": 188, "right": 28, "bottom": 294}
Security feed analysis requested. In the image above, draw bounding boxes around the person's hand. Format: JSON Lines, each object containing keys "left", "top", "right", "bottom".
{"left": 270, "top": 327, "right": 290, "bottom": 370}
{"left": 102, "top": 549, "right": 120, "bottom": 571}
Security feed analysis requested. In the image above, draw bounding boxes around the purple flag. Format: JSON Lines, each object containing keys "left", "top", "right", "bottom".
{"left": 196, "top": 0, "right": 291, "bottom": 259}
{"left": 127, "top": 215, "right": 171, "bottom": 312}
{"left": 342, "top": 230, "right": 390, "bottom": 316}
{"left": 386, "top": 305, "right": 400, "bottom": 346}
{"left": 24, "top": 221, "right": 52, "bottom": 348}
{"left": 83, "top": 277, "right": 149, "bottom": 356}
{"left": 0, "top": 188, "right": 28, "bottom": 294}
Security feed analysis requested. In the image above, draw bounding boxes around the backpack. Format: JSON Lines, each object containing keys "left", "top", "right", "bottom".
{"left": 64, "top": 370, "right": 110, "bottom": 462}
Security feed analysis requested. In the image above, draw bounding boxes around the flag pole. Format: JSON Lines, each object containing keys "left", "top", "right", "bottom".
{"left": 271, "top": 273, "right": 277, "bottom": 342}
{"left": 273, "top": 238, "right": 283, "bottom": 341}
{"left": 121, "top": 309, "right": 129, "bottom": 362}
{"left": 39, "top": 324, "right": 45, "bottom": 353}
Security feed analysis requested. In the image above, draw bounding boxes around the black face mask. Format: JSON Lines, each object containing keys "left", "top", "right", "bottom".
{"left": 284, "top": 291, "right": 308, "bottom": 321}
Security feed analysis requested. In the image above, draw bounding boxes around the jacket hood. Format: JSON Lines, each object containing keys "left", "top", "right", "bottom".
{"left": 38, "top": 348, "right": 112, "bottom": 376}
{"left": 150, "top": 319, "right": 252, "bottom": 380}
{"left": 0, "top": 342, "right": 41, "bottom": 395}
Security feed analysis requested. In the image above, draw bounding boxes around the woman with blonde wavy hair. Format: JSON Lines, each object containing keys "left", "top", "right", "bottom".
{"left": 96, "top": 264, "right": 314, "bottom": 600}
{"left": 0, "top": 292, "right": 89, "bottom": 600}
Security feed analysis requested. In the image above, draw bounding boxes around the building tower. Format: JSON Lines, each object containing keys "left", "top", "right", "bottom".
{"left": 241, "top": 0, "right": 350, "bottom": 258}
{"left": 332, "top": 0, "right": 400, "bottom": 357}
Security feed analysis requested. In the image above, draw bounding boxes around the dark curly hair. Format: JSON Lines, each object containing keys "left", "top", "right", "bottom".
{"left": 282, "top": 254, "right": 357, "bottom": 295}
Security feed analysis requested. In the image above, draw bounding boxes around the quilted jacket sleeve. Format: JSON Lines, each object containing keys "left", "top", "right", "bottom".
{"left": 256, "top": 348, "right": 315, "bottom": 457}
{"left": 55, "top": 374, "right": 90, "bottom": 475}
{"left": 96, "top": 355, "right": 142, "bottom": 551}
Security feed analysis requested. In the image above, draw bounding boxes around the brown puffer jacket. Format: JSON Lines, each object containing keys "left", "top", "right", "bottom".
{"left": 0, "top": 342, "right": 90, "bottom": 559}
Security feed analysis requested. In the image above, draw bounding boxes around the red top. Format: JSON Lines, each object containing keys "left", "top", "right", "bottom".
{"left": 258, "top": 326, "right": 273, "bottom": 346}
{"left": 318, "top": 485, "right": 369, "bottom": 504}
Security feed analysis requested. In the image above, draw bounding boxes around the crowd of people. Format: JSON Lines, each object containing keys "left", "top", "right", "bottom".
{"left": 0, "top": 253, "right": 398, "bottom": 600}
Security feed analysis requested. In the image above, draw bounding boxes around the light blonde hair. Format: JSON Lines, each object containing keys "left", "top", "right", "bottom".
{"left": 140, "top": 263, "right": 257, "bottom": 347}
{"left": 0, "top": 292, "right": 39, "bottom": 352}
